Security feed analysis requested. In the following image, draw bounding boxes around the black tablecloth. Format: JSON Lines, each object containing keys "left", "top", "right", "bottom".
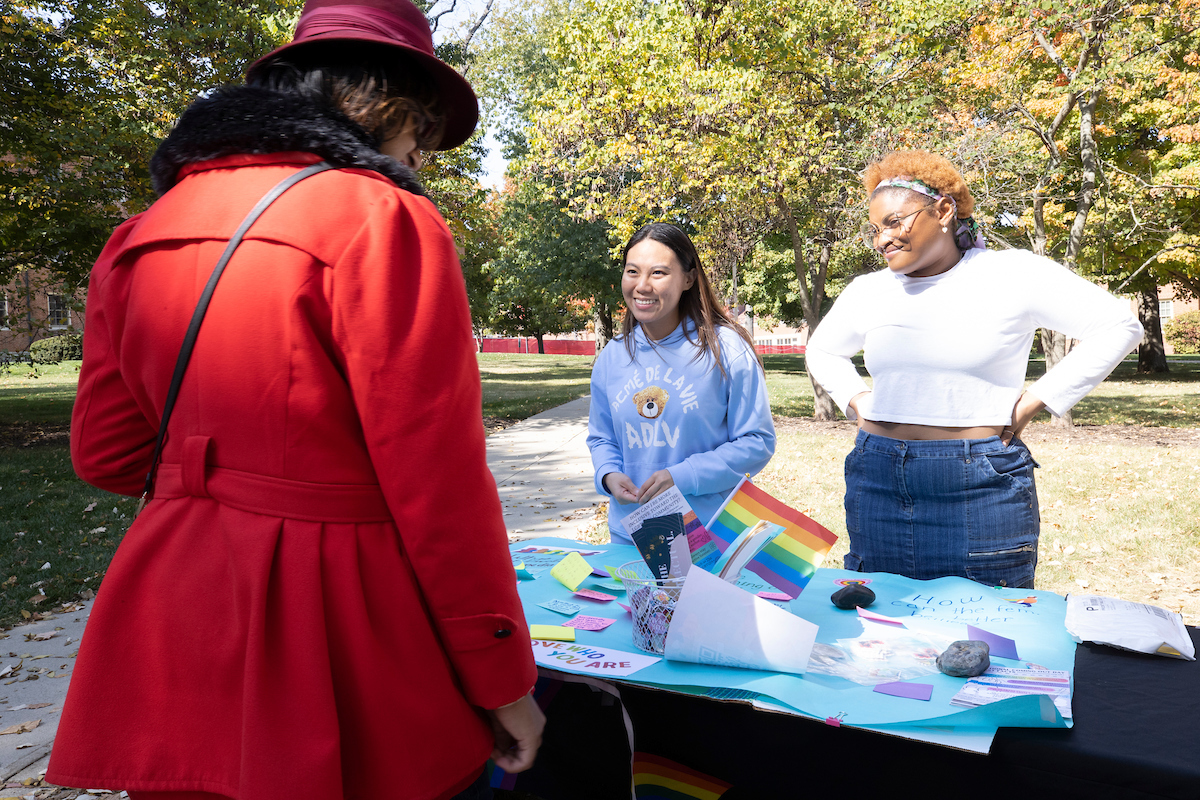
{"left": 514, "top": 627, "right": 1200, "bottom": 799}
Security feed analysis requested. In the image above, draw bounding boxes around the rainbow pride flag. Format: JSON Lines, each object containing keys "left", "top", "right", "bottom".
{"left": 705, "top": 477, "right": 838, "bottom": 598}
{"left": 634, "top": 753, "right": 731, "bottom": 800}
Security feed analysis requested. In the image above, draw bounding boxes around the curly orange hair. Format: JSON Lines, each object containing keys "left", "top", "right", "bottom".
{"left": 863, "top": 151, "right": 975, "bottom": 218}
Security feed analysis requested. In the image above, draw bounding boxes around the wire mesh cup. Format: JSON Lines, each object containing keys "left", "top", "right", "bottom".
{"left": 618, "top": 559, "right": 687, "bottom": 655}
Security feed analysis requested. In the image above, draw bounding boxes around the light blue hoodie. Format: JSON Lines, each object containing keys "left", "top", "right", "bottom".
{"left": 587, "top": 320, "right": 776, "bottom": 546}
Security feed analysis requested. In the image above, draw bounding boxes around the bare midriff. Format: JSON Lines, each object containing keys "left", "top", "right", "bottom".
{"left": 859, "top": 419, "right": 1005, "bottom": 441}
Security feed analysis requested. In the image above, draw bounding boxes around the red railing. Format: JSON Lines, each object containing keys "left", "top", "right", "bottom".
{"left": 479, "top": 338, "right": 596, "bottom": 355}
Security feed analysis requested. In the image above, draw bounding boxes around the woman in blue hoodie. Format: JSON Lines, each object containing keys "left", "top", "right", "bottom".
{"left": 588, "top": 223, "right": 776, "bottom": 546}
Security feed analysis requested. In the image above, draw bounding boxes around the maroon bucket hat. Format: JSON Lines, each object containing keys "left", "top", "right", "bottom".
{"left": 246, "top": 0, "right": 479, "bottom": 150}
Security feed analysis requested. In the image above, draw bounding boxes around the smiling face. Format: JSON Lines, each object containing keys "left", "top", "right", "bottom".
{"left": 867, "top": 191, "right": 960, "bottom": 277}
{"left": 622, "top": 239, "right": 696, "bottom": 341}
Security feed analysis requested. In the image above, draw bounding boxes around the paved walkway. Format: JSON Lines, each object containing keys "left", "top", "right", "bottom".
{"left": 0, "top": 397, "right": 598, "bottom": 790}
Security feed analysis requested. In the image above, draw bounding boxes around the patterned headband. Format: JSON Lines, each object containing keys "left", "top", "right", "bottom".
{"left": 873, "top": 176, "right": 986, "bottom": 251}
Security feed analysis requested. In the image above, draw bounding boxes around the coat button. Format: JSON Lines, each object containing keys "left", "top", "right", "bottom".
{"left": 494, "top": 629, "right": 512, "bottom": 639}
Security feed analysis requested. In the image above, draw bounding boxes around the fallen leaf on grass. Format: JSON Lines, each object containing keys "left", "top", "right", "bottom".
{"left": 27, "top": 595, "right": 47, "bottom": 606}
{"left": 83, "top": 502, "right": 97, "bottom": 512}
{"left": 80, "top": 588, "right": 95, "bottom": 600}
{"left": 0, "top": 719, "right": 40, "bottom": 735}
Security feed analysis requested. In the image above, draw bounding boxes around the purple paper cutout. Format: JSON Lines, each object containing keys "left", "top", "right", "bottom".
{"left": 967, "top": 625, "right": 1020, "bottom": 660}
{"left": 873, "top": 681, "right": 933, "bottom": 701}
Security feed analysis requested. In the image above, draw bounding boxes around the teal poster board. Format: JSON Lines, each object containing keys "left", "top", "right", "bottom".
{"left": 513, "top": 538, "right": 1075, "bottom": 735}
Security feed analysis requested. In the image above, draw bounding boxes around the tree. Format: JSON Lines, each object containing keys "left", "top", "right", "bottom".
{"left": 945, "top": 0, "right": 1200, "bottom": 397}
{"left": 488, "top": 174, "right": 617, "bottom": 353}
{"left": 1, "top": 1, "right": 303, "bottom": 289}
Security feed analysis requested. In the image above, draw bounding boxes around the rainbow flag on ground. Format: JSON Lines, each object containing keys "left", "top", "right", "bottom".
{"left": 634, "top": 753, "right": 732, "bottom": 799}
{"left": 705, "top": 477, "right": 838, "bottom": 598}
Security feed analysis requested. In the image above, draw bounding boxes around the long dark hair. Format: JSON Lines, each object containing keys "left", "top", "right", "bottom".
{"left": 620, "top": 223, "right": 762, "bottom": 378}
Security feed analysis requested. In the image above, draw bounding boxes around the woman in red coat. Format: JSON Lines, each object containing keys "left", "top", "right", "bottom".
{"left": 47, "top": 2, "right": 543, "bottom": 798}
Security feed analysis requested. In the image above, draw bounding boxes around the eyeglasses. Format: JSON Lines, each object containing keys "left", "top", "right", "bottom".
{"left": 860, "top": 203, "right": 934, "bottom": 249}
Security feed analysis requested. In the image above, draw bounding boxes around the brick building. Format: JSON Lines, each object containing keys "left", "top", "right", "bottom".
{"left": 1, "top": 270, "right": 86, "bottom": 353}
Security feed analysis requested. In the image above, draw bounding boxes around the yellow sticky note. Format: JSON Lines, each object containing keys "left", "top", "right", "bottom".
{"left": 550, "top": 551, "right": 593, "bottom": 592}
{"left": 530, "top": 624, "right": 576, "bottom": 642}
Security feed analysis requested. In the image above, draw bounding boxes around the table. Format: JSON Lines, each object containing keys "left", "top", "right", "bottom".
{"left": 510, "top": 627, "right": 1199, "bottom": 799}
{"left": 507, "top": 539, "right": 1199, "bottom": 799}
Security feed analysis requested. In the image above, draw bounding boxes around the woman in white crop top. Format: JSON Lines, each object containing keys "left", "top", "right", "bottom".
{"left": 805, "top": 150, "right": 1142, "bottom": 588}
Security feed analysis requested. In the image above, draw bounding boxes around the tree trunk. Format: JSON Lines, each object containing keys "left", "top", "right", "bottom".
{"left": 594, "top": 303, "right": 613, "bottom": 353}
{"left": 777, "top": 193, "right": 839, "bottom": 420}
{"left": 1040, "top": 329, "right": 1073, "bottom": 427}
{"left": 1136, "top": 285, "right": 1169, "bottom": 374}
{"left": 535, "top": 332, "right": 545, "bottom": 354}
{"left": 809, "top": 372, "right": 838, "bottom": 420}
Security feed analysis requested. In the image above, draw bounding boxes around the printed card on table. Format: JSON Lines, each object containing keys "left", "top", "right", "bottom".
{"left": 531, "top": 639, "right": 660, "bottom": 677}
{"left": 622, "top": 486, "right": 721, "bottom": 571}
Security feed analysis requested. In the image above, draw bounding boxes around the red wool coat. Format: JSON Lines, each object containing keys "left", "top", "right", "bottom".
{"left": 47, "top": 152, "right": 537, "bottom": 800}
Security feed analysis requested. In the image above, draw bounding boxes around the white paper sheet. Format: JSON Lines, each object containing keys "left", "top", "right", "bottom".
{"left": 663, "top": 566, "right": 818, "bottom": 675}
{"left": 621, "top": 486, "right": 694, "bottom": 536}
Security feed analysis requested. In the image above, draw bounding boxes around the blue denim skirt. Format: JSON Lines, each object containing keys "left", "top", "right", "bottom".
{"left": 843, "top": 430, "right": 1040, "bottom": 589}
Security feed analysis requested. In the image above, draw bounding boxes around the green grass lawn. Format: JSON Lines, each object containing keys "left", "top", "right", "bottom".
{"left": 763, "top": 353, "right": 1200, "bottom": 427}
{"left": 0, "top": 361, "right": 80, "bottom": 426}
{"left": 478, "top": 353, "right": 594, "bottom": 420}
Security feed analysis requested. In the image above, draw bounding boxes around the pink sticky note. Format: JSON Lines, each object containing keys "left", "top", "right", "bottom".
{"left": 757, "top": 591, "right": 794, "bottom": 601}
{"left": 574, "top": 589, "right": 617, "bottom": 602}
{"left": 857, "top": 607, "right": 906, "bottom": 627}
{"left": 618, "top": 602, "right": 632, "bottom": 614}
{"left": 967, "top": 625, "right": 1020, "bottom": 660}
{"left": 562, "top": 615, "right": 617, "bottom": 631}
{"left": 873, "top": 682, "right": 933, "bottom": 701}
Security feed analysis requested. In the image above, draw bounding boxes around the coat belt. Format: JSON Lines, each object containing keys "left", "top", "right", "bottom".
{"left": 153, "top": 435, "right": 393, "bottom": 522}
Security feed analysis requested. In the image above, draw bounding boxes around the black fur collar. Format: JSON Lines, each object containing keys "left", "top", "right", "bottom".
{"left": 150, "top": 86, "right": 425, "bottom": 197}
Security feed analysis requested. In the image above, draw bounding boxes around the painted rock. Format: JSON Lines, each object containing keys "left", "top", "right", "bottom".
{"left": 831, "top": 583, "right": 876, "bottom": 609}
{"left": 937, "top": 640, "right": 991, "bottom": 677}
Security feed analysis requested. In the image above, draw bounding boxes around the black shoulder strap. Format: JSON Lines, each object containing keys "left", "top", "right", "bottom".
{"left": 137, "top": 160, "right": 335, "bottom": 510}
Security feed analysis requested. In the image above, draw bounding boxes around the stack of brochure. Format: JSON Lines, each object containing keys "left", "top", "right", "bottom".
{"left": 949, "top": 666, "right": 1073, "bottom": 719}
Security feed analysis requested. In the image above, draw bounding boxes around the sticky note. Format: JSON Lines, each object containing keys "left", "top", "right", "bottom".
{"left": 618, "top": 602, "right": 632, "bottom": 614}
{"left": 591, "top": 567, "right": 610, "bottom": 578}
{"left": 540, "top": 599, "right": 583, "bottom": 616}
{"left": 514, "top": 562, "right": 536, "bottom": 580}
{"left": 574, "top": 589, "right": 617, "bottom": 602}
{"left": 608, "top": 565, "right": 636, "bottom": 583}
{"left": 562, "top": 615, "right": 617, "bottom": 631}
{"left": 967, "top": 625, "right": 1020, "bottom": 660}
{"left": 874, "top": 682, "right": 933, "bottom": 701}
{"left": 530, "top": 624, "right": 575, "bottom": 642}
{"left": 550, "top": 552, "right": 593, "bottom": 591}
{"left": 757, "top": 591, "right": 793, "bottom": 601}
{"left": 597, "top": 581, "right": 626, "bottom": 593}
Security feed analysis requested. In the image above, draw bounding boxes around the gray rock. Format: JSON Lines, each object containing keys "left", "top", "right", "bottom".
{"left": 831, "top": 583, "right": 876, "bottom": 609}
{"left": 937, "top": 640, "right": 991, "bottom": 677}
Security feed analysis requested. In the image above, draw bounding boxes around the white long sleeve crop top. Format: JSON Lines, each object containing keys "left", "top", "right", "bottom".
{"left": 804, "top": 248, "right": 1143, "bottom": 426}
